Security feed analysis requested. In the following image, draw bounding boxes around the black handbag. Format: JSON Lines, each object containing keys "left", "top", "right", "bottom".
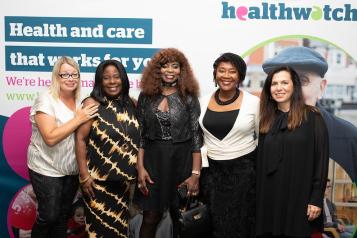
{"left": 176, "top": 187, "right": 210, "bottom": 238}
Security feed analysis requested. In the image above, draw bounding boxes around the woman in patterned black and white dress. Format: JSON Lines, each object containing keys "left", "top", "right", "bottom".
{"left": 75, "top": 60, "right": 139, "bottom": 237}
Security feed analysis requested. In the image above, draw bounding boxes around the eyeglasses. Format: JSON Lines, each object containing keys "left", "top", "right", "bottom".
{"left": 59, "top": 73, "right": 80, "bottom": 79}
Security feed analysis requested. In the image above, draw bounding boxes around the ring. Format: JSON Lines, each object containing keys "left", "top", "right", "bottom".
{"left": 137, "top": 184, "right": 142, "bottom": 188}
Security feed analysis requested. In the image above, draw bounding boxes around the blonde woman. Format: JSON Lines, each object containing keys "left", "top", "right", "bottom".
{"left": 27, "top": 56, "right": 98, "bottom": 238}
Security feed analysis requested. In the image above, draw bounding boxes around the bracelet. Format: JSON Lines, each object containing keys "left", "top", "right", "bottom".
{"left": 192, "top": 170, "right": 201, "bottom": 176}
{"left": 79, "top": 174, "right": 91, "bottom": 184}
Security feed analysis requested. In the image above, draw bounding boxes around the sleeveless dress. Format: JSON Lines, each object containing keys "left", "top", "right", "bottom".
{"left": 83, "top": 99, "right": 139, "bottom": 238}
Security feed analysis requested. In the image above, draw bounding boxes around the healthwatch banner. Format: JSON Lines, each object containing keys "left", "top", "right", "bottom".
{"left": 5, "top": 16, "right": 152, "bottom": 44}
{"left": 5, "top": 46, "right": 158, "bottom": 73}
{"left": 221, "top": 2, "right": 357, "bottom": 21}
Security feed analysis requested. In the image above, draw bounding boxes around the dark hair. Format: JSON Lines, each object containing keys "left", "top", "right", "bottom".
{"left": 140, "top": 48, "right": 199, "bottom": 100}
{"left": 260, "top": 66, "right": 316, "bottom": 133}
{"left": 70, "top": 199, "right": 84, "bottom": 218}
{"left": 90, "top": 60, "right": 133, "bottom": 107}
{"left": 213, "top": 52, "right": 247, "bottom": 83}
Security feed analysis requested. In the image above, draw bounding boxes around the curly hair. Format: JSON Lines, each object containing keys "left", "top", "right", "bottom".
{"left": 140, "top": 48, "right": 199, "bottom": 99}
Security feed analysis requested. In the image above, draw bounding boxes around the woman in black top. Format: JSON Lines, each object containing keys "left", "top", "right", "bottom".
{"left": 136, "top": 48, "right": 202, "bottom": 238}
{"left": 256, "top": 66, "right": 329, "bottom": 238}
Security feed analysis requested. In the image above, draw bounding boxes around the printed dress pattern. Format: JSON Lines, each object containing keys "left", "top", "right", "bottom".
{"left": 83, "top": 99, "right": 139, "bottom": 238}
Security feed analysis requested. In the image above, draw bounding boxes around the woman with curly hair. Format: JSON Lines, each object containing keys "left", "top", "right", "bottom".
{"left": 135, "top": 48, "right": 202, "bottom": 238}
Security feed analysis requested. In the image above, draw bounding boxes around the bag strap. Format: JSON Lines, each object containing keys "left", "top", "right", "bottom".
{"left": 183, "top": 196, "right": 199, "bottom": 211}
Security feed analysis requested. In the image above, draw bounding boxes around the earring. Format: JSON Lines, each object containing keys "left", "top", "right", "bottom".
{"left": 214, "top": 79, "right": 217, "bottom": 87}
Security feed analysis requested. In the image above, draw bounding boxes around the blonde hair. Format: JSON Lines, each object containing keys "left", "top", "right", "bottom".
{"left": 49, "top": 56, "right": 81, "bottom": 100}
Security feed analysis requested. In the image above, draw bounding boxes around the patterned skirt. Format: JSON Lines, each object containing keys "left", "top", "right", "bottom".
{"left": 83, "top": 180, "right": 131, "bottom": 238}
{"left": 201, "top": 149, "right": 256, "bottom": 238}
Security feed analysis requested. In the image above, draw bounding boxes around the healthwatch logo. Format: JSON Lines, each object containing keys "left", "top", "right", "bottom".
{"left": 221, "top": 2, "right": 357, "bottom": 21}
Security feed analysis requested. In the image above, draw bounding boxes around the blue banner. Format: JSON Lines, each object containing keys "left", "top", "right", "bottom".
{"left": 5, "top": 16, "right": 152, "bottom": 44}
{"left": 5, "top": 46, "right": 159, "bottom": 73}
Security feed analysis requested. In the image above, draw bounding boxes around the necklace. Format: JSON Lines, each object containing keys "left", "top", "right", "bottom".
{"left": 214, "top": 88, "right": 240, "bottom": 105}
{"left": 161, "top": 79, "right": 178, "bottom": 87}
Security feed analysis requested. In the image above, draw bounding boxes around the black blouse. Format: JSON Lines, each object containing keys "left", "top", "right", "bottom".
{"left": 202, "top": 109, "right": 239, "bottom": 140}
{"left": 256, "top": 109, "right": 329, "bottom": 237}
{"left": 154, "top": 109, "right": 172, "bottom": 140}
{"left": 137, "top": 91, "right": 202, "bottom": 152}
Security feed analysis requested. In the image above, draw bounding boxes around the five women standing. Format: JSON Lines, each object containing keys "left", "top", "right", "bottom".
{"left": 28, "top": 51, "right": 329, "bottom": 238}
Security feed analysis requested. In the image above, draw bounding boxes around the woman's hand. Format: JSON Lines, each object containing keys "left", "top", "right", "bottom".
{"left": 307, "top": 204, "right": 321, "bottom": 221}
{"left": 75, "top": 103, "right": 98, "bottom": 124}
{"left": 137, "top": 166, "right": 154, "bottom": 196}
{"left": 180, "top": 174, "right": 199, "bottom": 197}
{"left": 81, "top": 175, "right": 95, "bottom": 198}
{"left": 35, "top": 102, "right": 98, "bottom": 147}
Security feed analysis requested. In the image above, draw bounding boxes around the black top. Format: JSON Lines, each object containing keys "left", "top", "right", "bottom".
{"left": 87, "top": 99, "right": 140, "bottom": 181}
{"left": 137, "top": 91, "right": 202, "bottom": 152}
{"left": 256, "top": 109, "right": 329, "bottom": 237}
{"left": 154, "top": 109, "right": 172, "bottom": 140}
{"left": 202, "top": 109, "right": 239, "bottom": 140}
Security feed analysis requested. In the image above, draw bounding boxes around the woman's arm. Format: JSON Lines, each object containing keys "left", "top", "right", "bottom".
{"left": 136, "top": 148, "right": 153, "bottom": 196}
{"left": 181, "top": 96, "right": 202, "bottom": 196}
{"left": 135, "top": 93, "right": 153, "bottom": 195}
{"left": 35, "top": 102, "right": 98, "bottom": 147}
{"left": 189, "top": 96, "right": 203, "bottom": 153}
{"left": 308, "top": 112, "right": 329, "bottom": 221}
{"left": 75, "top": 97, "right": 99, "bottom": 197}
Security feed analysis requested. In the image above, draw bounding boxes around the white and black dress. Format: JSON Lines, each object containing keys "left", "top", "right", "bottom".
{"left": 199, "top": 90, "right": 259, "bottom": 238}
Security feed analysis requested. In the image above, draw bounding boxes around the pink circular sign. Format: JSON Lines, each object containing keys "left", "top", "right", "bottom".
{"left": 2, "top": 107, "right": 32, "bottom": 180}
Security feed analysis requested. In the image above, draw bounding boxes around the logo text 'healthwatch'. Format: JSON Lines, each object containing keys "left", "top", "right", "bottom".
{"left": 221, "top": 2, "right": 357, "bottom": 21}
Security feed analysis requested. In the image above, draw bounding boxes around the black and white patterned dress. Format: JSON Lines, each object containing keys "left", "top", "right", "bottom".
{"left": 83, "top": 99, "right": 139, "bottom": 238}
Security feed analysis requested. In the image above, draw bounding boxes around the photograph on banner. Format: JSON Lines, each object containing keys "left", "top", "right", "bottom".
{"left": 8, "top": 184, "right": 85, "bottom": 238}
{"left": 242, "top": 36, "right": 357, "bottom": 231}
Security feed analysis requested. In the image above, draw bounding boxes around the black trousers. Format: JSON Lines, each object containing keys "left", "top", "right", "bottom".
{"left": 29, "top": 169, "right": 78, "bottom": 238}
